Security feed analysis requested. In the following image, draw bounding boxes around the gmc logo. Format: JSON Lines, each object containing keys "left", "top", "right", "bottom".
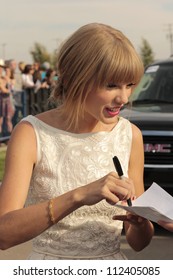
{"left": 144, "top": 143, "right": 171, "bottom": 153}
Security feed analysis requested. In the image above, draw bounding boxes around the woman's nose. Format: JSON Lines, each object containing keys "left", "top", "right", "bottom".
{"left": 116, "top": 88, "right": 130, "bottom": 104}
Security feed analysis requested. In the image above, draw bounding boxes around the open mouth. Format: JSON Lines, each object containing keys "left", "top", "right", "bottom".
{"left": 106, "top": 107, "right": 121, "bottom": 116}
{"left": 107, "top": 108, "right": 118, "bottom": 112}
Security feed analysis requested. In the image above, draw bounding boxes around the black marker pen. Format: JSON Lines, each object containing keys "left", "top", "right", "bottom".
{"left": 112, "top": 156, "right": 132, "bottom": 206}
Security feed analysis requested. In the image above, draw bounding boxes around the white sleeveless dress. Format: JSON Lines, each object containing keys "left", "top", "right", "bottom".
{"left": 22, "top": 115, "right": 132, "bottom": 260}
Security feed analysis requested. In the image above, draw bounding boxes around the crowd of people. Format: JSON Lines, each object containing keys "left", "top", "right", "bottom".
{"left": 0, "top": 59, "right": 57, "bottom": 138}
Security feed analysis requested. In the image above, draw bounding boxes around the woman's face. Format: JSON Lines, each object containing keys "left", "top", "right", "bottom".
{"left": 84, "top": 83, "right": 135, "bottom": 125}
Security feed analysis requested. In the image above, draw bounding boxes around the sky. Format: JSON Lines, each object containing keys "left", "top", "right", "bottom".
{"left": 0, "top": 0, "right": 173, "bottom": 64}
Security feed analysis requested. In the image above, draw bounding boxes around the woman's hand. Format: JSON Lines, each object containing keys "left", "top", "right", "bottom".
{"left": 113, "top": 212, "right": 148, "bottom": 229}
{"left": 113, "top": 212, "right": 154, "bottom": 251}
{"left": 157, "top": 221, "right": 173, "bottom": 232}
{"left": 75, "top": 172, "right": 135, "bottom": 206}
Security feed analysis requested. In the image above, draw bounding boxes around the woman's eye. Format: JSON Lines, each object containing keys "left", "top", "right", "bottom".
{"left": 127, "top": 83, "right": 136, "bottom": 88}
{"left": 106, "top": 84, "right": 118, "bottom": 89}
{"left": 106, "top": 83, "right": 136, "bottom": 89}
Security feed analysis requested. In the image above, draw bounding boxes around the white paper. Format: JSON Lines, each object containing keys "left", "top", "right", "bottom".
{"left": 116, "top": 182, "right": 173, "bottom": 223}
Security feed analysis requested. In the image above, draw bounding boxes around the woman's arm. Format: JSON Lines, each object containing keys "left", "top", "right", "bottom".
{"left": 124, "top": 124, "right": 154, "bottom": 251}
{"left": 157, "top": 221, "right": 173, "bottom": 232}
{"left": 0, "top": 122, "right": 82, "bottom": 249}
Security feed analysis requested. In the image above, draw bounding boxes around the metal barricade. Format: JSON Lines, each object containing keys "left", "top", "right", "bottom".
{"left": 0, "top": 87, "right": 52, "bottom": 143}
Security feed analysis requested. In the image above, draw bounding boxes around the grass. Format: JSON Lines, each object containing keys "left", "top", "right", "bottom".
{"left": 0, "top": 149, "right": 6, "bottom": 181}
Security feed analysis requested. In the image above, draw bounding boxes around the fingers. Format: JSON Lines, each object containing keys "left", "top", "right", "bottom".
{"left": 113, "top": 213, "right": 145, "bottom": 225}
{"left": 101, "top": 172, "right": 135, "bottom": 204}
{"left": 109, "top": 178, "right": 135, "bottom": 201}
{"left": 103, "top": 185, "right": 132, "bottom": 205}
{"left": 113, "top": 215, "right": 129, "bottom": 221}
{"left": 82, "top": 172, "right": 135, "bottom": 206}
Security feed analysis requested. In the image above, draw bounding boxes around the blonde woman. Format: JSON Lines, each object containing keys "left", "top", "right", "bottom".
{"left": 0, "top": 23, "right": 154, "bottom": 260}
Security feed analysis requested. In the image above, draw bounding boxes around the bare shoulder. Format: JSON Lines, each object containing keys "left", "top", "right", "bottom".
{"left": 6, "top": 119, "right": 37, "bottom": 165}
{"left": 9, "top": 108, "right": 59, "bottom": 148}
{"left": 130, "top": 122, "right": 144, "bottom": 164}
{"left": 131, "top": 123, "right": 143, "bottom": 143}
{"left": 10, "top": 119, "right": 36, "bottom": 144}
{"left": 0, "top": 121, "right": 37, "bottom": 214}
{"left": 129, "top": 123, "right": 145, "bottom": 196}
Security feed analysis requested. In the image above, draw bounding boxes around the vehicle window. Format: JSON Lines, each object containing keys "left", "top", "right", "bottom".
{"left": 130, "top": 65, "right": 173, "bottom": 102}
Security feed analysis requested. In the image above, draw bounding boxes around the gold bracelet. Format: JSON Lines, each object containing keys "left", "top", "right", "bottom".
{"left": 49, "top": 199, "right": 56, "bottom": 224}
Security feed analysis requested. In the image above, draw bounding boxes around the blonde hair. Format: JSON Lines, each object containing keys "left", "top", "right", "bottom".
{"left": 51, "top": 23, "right": 144, "bottom": 129}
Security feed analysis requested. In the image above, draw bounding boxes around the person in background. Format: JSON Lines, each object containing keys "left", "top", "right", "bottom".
{"left": 0, "top": 23, "right": 154, "bottom": 260}
{"left": 4, "top": 65, "right": 15, "bottom": 116}
{"left": 15, "top": 61, "right": 25, "bottom": 91}
{"left": 32, "top": 62, "right": 41, "bottom": 84}
{"left": 5, "top": 59, "right": 17, "bottom": 81}
{"left": 0, "top": 59, "right": 6, "bottom": 137}
{"left": 42, "top": 68, "right": 57, "bottom": 90}
{"left": 40, "top": 61, "right": 50, "bottom": 80}
{"left": 18, "top": 61, "right": 26, "bottom": 74}
{"left": 33, "top": 70, "right": 50, "bottom": 93}
{"left": 33, "top": 63, "right": 56, "bottom": 93}
{"left": 0, "top": 59, "right": 15, "bottom": 136}
{"left": 22, "top": 64, "right": 35, "bottom": 89}
{"left": 10, "top": 61, "right": 26, "bottom": 127}
{"left": 4, "top": 65, "right": 15, "bottom": 92}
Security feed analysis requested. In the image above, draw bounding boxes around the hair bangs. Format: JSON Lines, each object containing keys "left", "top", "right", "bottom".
{"left": 95, "top": 42, "right": 144, "bottom": 88}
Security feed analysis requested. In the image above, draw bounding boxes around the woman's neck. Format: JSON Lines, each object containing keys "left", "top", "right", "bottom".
{"left": 37, "top": 109, "right": 119, "bottom": 134}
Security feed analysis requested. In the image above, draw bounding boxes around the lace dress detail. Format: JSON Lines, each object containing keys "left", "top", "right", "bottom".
{"left": 22, "top": 115, "right": 132, "bottom": 260}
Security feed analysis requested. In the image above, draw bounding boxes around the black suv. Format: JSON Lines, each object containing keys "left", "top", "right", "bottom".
{"left": 120, "top": 57, "right": 173, "bottom": 196}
